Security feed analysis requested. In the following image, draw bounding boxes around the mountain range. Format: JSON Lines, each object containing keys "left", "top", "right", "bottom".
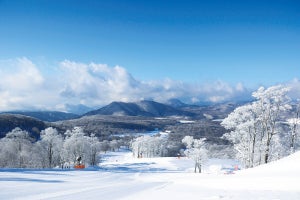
{"left": 0, "top": 99, "right": 239, "bottom": 123}
{"left": 1, "top": 111, "right": 79, "bottom": 122}
{"left": 0, "top": 99, "right": 239, "bottom": 140}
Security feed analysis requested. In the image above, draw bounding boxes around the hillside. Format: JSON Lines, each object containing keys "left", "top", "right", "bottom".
{"left": 53, "top": 114, "right": 228, "bottom": 146}
{"left": 0, "top": 114, "right": 47, "bottom": 139}
{"left": 2, "top": 111, "right": 79, "bottom": 122}
{"left": 53, "top": 115, "right": 179, "bottom": 138}
{"left": 84, "top": 100, "right": 195, "bottom": 117}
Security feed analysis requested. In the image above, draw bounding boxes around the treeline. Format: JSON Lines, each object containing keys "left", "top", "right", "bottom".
{"left": 0, "top": 127, "right": 123, "bottom": 168}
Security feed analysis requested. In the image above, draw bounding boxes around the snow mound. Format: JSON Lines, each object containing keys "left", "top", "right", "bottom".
{"left": 238, "top": 151, "right": 300, "bottom": 176}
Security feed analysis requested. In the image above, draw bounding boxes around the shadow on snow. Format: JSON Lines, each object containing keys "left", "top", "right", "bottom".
{"left": 0, "top": 177, "right": 63, "bottom": 183}
{"left": 99, "top": 162, "right": 169, "bottom": 173}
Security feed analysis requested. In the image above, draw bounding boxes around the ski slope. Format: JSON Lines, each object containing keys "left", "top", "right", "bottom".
{"left": 0, "top": 150, "right": 300, "bottom": 200}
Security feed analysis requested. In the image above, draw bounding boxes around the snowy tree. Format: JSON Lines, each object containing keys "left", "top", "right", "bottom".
{"left": 31, "top": 141, "right": 48, "bottom": 168}
{"left": 182, "top": 136, "right": 194, "bottom": 149}
{"left": 100, "top": 140, "right": 110, "bottom": 153}
{"left": 37, "top": 127, "right": 63, "bottom": 168}
{"left": 131, "top": 136, "right": 143, "bottom": 158}
{"left": 287, "top": 118, "right": 300, "bottom": 152}
{"left": 61, "top": 127, "right": 90, "bottom": 166}
{"left": 222, "top": 85, "right": 291, "bottom": 167}
{"left": 110, "top": 139, "right": 120, "bottom": 152}
{"left": 0, "top": 128, "right": 33, "bottom": 168}
{"left": 86, "top": 133, "right": 101, "bottom": 166}
{"left": 182, "top": 136, "right": 208, "bottom": 173}
{"left": 131, "top": 135, "right": 165, "bottom": 158}
{"left": 222, "top": 104, "right": 260, "bottom": 168}
{"left": 252, "top": 85, "right": 291, "bottom": 163}
{"left": 269, "top": 133, "right": 287, "bottom": 161}
{"left": 287, "top": 101, "right": 300, "bottom": 153}
{"left": 0, "top": 126, "right": 104, "bottom": 168}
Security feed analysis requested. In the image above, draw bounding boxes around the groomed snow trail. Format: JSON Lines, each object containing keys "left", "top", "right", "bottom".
{"left": 0, "top": 150, "right": 300, "bottom": 200}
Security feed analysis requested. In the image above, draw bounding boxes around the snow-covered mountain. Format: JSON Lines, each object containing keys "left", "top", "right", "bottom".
{"left": 84, "top": 100, "right": 195, "bottom": 117}
{"left": 64, "top": 104, "right": 93, "bottom": 115}
{"left": 165, "top": 98, "right": 190, "bottom": 108}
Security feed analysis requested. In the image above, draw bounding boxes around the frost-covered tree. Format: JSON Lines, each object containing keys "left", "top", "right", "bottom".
{"left": 222, "top": 85, "right": 291, "bottom": 167}
{"left": 252, "top": 85, "right": 291, "bottom": 163}
{"left": 37, "top": 127, "right": 63, "bottom": 168}
{"left": 222, "top": 104, "right": 260, "bottom": 168}
{"left": 110, "top": 139, "right": 120, "bottom": 152}
{"left": 0, "top": 126, "right": 104, "bottom": 168}
{"left": 86, "top": 133, "right": 101, "bottom": 166}
{"left": 61, "top": 127, "right": 90, "bottom": 166}
{"left": 131, "top": 136, "right": 143, "bottom": 158}
{"left": 0, "top": 128, "right": 33, "bottom": 168}
{"left": 100, "top": 140, "right": 110, "bottom": 153}
{"left": 287, "top": 101, "right": 300, "bottom": 153}
{"left": 182, "top": 136, "right": 208, "bottom": 173}
{"left": 131, "top": 135, "right": 165, "bottom": 158}
{"left": 288, "top": 118, "right": 300, "bottom": 153}
{"left": 31, "top": 141, "right": 48, "bottom": 168}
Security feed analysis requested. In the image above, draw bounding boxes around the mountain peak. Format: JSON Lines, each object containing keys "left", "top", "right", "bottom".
{"left": 165, "top": 98, "right": 188, "bottom": 108}
{"left": 84, "top": 100, "right": 193, "bottom": 117}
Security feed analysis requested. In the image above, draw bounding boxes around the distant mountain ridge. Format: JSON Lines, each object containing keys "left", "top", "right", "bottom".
{"left": 64, "top": 104, "right": 93, "bottom": 115}
{"left": 84, "top": 100, "right": 195, "bottom": 117}
{"left": 2, "top": 111, "right": 79, "bottom": 122}
{"left": 165, "top": 98, "right": 189, "bottom": 108}
{"left": 1, "top": 99, "right": 242, "bottom": 122}
{"left": 0, "top": 114, "right": 47, "bottom": 139}
{"left": 0, "top": 100, "right": 242, "bottom": 140}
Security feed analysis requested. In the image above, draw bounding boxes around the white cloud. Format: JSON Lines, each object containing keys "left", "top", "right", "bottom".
{"left": 0, "top": 58, "right": 254, "bottom": 111}
{"left": 287, "top": 78, "right": 300, "bottom": 100}
{"left": 235, "top": 82, "right": 245, "bottom": 92}
{"left": 0, "top": 58, "right": 47, "bottom": 111}
{"left": 0, "top": 57, "right": 44, "bottom": 91}
{"left": 59, "top": 60, "right": 143, "bottom": 105}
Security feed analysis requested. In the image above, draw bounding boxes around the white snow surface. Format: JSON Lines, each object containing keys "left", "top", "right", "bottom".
{"left": 1, "top": 150, "right": 300, "bottom": 200}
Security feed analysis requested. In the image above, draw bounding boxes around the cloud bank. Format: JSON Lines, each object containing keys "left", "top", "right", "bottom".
{"left": 0, "top": 57, "right": 276, "bottom": 112}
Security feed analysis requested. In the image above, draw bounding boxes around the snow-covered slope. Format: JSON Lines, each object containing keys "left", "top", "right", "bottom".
{"left": 0, "top": 151, "right": 299, "bottom": 200}
{"left": 239, "top": 150, "right": 300, "bottom": 176}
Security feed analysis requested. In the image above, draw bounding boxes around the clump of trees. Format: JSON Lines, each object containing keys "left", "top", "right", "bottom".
{"left": 0, "top": 126, "right": 121, "bottom": 168}
{"left": 0, "top": 127, "right": 34, "bottom": 168}
{"left": 130, "top": 134, "right": 209, "bottom": 173}
{"left": 131, "top": 135, "right": 167, "bottom": 158}
{"left": 222, "top": 85, "right": 300, "bottom": 168}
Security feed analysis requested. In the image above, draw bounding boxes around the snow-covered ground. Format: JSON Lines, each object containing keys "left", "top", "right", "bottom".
{"left": 1, "top": 150, "right": 300, "bottom": 200}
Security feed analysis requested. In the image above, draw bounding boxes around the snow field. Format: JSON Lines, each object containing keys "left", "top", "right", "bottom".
{"left": 0, "top": 150, "right": 300, "bottom": 200}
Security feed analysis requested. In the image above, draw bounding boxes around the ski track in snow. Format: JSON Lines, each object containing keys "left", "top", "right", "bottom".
{"left": 1, "top": 150, "right": 300, "bottom": 200}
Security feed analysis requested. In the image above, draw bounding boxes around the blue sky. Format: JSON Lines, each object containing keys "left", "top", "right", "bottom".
{"left": 0, "top": 0, "right": 299, "bottom": 110}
